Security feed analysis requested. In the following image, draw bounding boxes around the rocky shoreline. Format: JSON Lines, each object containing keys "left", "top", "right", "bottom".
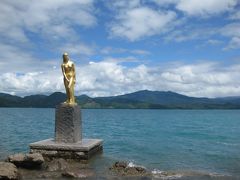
{"left": 0, "top": 153, "right": 96, "bottom": 179}
{"left": 0, "top": 152, "right": 185, "bottom": 179}
{"left": 0, "top": 152, "right": 232, "bottom": 179}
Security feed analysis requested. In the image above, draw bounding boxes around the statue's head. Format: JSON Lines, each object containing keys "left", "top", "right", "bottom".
{"left": 63, "top": 52, "right": 69, "bottom": 63}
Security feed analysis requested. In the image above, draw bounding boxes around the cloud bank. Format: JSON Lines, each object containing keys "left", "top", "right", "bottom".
{"left": 1, "top": 60, "right": 240, "bottom": 98}
{"left": 107, "top": 0, "right": 240, "bottom": 50}
{"left": 0, "top": 0, "right": 96, "bottom": 42}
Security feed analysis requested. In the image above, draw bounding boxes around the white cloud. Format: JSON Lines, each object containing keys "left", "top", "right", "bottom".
{"left": 100, "top": 47, "right": 150, "bottom": 56}
{"left": 220, "top": 23, "right": 240, "bottom": 49}
{"left": 107, "top": 0, "right": 239, "bottom": 42}
{"left": 100, "top": 47, "right": 127, "bottom": 54}
{"left": 98, "top": 56, "right": 139, "bottom": 64}
{"left": 220, "top": 23, "right": 240, "bottom": 37}
{"left": 207, "top": 39, "right": 223, "bottom": 45}
{"left": 58, "top": 43, "right": 95, "bottom": 56}
{"left": 164, "top": 22, "right": 240, "bottom": 50}
{"left": 224, "top": 37, "right": 240, "bottom": 50}
{"left": 0, "top": 71, "right": 63, "bottom": 96}
{"left": 176, "top": 0, "right": 238, "bottom": 16}
{"left": 148, "top": 0, "right": 240, "bottom": 49}
{"left": 0, "top": 1, "right": 97, "bottom": 74}
{"left": 229, "top": 11, "right": 240, "bottom": 20}
{"left": 106, "top": 0, "right": 177, "bottom": 41}
{"left": 0, "top": 43, "right": 60, "bottom": 73}
{"left": 1, "top": 59, "right": 240, "bottom": 98}
{"left": 164, "top": 25, "right": 217, "bottom": 42}
{"left": 131, "top": 49, "right": 151, "bottom": 55}
{"left": 0, "top": 0, "right": 96, "bottom": 43}
{"left": 109, "top": 7, "right": 176, "bottom": 41}
{"left": 152, "top": 0, "right": 238, "bottom": 16}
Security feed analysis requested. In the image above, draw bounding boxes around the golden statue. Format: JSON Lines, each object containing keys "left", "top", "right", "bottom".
{"left": 61, "top": 53, "right": 76, "bottom": 105}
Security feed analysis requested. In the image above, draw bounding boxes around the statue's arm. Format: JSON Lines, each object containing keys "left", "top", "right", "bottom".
{"left": 72, "top": 63, "right": 76, "bottom": 83}
{"left": 61, "top": 64, "right": 69, "bottom": 82}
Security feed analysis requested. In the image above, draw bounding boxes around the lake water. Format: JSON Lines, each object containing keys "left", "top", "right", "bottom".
{"left": 0, "top": 108, "right": 240, "bottom": 178}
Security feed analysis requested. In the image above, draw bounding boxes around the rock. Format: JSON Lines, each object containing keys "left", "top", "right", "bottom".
{"left": 136, "top": 166, "right": 146, "bottom": 173}
{"left": 8, "top": 153, "right": 44, "bottom": 169}
{"left": 25, "top": 153, "right": 44, "bottom": 166}
{"left": 125, "top": 166, "right": 147, "bottom": 176}
{"left": 36, "top": 172, "right": 61, "bottom": 179}
{"left": 62, "top": 171, "right": 79, "bottom": 178}
{"left": 114, "top": 161, "right": 127, "bottom": 169}
{"left": 62, "top": 169, "right": 95, "bottom": 178}
{"left": 110, "top": 161, "right": 148, "bottom": 176}
{"left": 46, "top": 158, "right": 68, "bottom": 171}
{"left": 0, "top": 162, "right": 19, "bottom": 180}
{"left": 7, "top": 154, "right": 25, "bottom": 163}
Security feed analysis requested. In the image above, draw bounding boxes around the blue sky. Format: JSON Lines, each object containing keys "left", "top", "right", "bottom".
{"left": 0, "top": 0, "right": 240, "bottom": 97}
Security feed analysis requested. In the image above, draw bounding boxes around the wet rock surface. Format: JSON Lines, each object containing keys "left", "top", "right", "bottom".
{"left": 8, "top": 153, "right": 44, "bottom": 169}
{"left": 8, "top": 154, "right": 94, "bottom": 179}
{"left": 0, "top": 162, "right": 19, "bottom": 180}
{"left": 62, "top": 169, "right": 95, "bottom": 178}
{"left": 2, "top": 154, "right": 227, "bottom": 180}
{"left": 152, "top": 169, "right": 183, "bottom": 179}
{"left": 46, "top": 158, "right": 68, "bottom": 171}
{"left": 110, "top": 161, "right": 149, "bottom": 177}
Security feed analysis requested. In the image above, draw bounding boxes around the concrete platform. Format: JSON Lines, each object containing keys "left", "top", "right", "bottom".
{"left": 30, "top": 138, "right": 103, "bottom": 160}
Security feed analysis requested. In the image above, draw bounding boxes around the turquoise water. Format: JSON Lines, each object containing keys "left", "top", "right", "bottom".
{"left": 0, "top": 108, "right": 240, "bottom": 178}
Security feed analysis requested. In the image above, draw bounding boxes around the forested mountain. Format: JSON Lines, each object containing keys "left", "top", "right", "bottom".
{"left": 0, "top": 90, "right": 240, "bottom": 109}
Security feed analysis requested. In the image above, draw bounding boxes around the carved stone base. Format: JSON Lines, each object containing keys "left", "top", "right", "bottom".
{"left": 29, "top": 139, "right": 103, "bottom": 160}
{"left": 55, "top": 104, "right": 82, "bottom": 143}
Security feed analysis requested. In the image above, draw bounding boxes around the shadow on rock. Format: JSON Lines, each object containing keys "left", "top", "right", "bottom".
{"left": 7, "top": 153, "right": 44, "bottom": 169}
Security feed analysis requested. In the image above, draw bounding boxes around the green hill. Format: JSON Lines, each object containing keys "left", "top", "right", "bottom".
{"left": 0, "top": 90, "right": 240, "bottom": 109}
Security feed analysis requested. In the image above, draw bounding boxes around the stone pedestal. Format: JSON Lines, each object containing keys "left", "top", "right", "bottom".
{"left": 55, "top": 104, "right": 82, "bottom": 143}
{"left": 30, "top": 139, "right": 103, "bottom": 160}
{"left": 29, "top": 103, "right": 103, "bottom": 160}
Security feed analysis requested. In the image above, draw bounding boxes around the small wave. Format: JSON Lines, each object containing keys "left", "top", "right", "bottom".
{"left": 127, "top": 161, "right": 146, "bottom": 169}
{"left": 151, "top": 169, "right": 232, "bottom": 179}
{"left": 125, "top": 162, "right": 232, "bottom": 179}
{"left": 151, "top": 169, "right": 182, "bottom": 179}
{"left": 152, "top": 169, "right": 163, "bottom": 175}
{"left": 208, "top": 172, "right": 232, "bottom": 178}
{"left": 127, "top": 162, "right": 136, "bottom": 168}
{"left": 216, "top": 142, "right": 239, "bottom": 146}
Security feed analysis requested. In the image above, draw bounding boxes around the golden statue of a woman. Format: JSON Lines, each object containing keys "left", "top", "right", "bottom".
{"left": 61, "top": 53, "right": 76, "bottom": 105}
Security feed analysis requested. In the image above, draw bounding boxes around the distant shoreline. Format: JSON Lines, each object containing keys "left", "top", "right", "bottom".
{"left": 1, "top": 90, "right": 240, "bottom": 109}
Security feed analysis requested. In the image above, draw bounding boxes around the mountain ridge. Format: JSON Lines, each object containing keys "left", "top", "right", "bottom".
{"left": 0, "top": 90, "right": 240, "bottom": 109}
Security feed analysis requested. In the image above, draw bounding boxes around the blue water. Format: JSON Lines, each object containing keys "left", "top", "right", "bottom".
{"left": 0, "top": 108, "right": 240, "bottom": 178}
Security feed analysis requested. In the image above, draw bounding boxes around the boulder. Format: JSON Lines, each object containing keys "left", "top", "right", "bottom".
{"left": 36, "top": 172, "right": 61, "bottom": 179}
{"left": 8, "top": 153, "right": 44, "bottom": 169}
{"left": 0, "top": 162, "right": 19, "bottom": 180}
{"left": 46, "top": 158, "right": 68, "bottom": 171}
{"left": 62, "top": 169, "right": 95, "bottom": 178}
{"left": 110, "top": 161, "right": 148, "bottom": 176}
{"left": 114, "top": 161, "right": 127, "bottom": 169}
{"left": 7, "top": 154, "right": 25, "bottom": 163}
